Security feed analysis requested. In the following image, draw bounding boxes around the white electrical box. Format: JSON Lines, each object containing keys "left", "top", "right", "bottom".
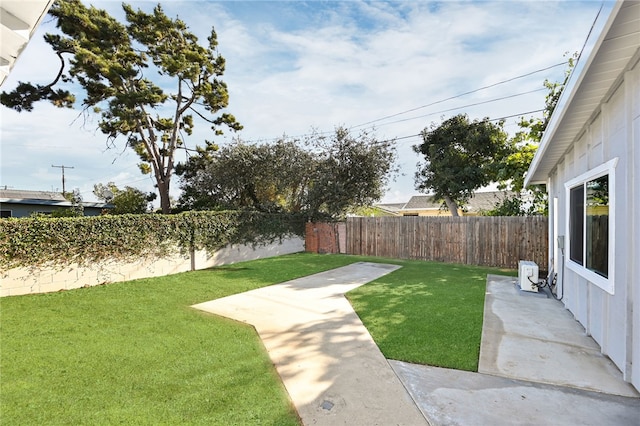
{"left": 518, "top": 260, "right": 539, "bottom": 292}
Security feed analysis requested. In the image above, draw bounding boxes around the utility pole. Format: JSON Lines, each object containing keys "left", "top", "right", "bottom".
{"left": 51, "top": 164, "right": 74, "bottom": 194}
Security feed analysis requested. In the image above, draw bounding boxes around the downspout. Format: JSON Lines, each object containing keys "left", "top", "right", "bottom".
{"left": 554, "top": 195, "right": 564, "bottom": 300}
{"left": 551, "top": 192, "right": 564, "bottom": 301}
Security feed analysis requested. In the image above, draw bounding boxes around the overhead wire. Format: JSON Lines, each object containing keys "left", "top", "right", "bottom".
{"left": 577, "top": 2, "right": 604, "bottom": 64}
{"left": 34, "top": 66, "right": 557, "bottom": 199}
{"left": 236, "top": 61, "right": 567, "bottom": 145}
{"left": 21, "top": 56, "right": 576, "bottom": 198}
{"left": 371, "top": 87, "right": 546, "bottom": 129}
{"left": 370, "top": 108, "right": 545, "bottom": 147}
{"left": 348, "top": 61, "right": 568, "bottom": 130}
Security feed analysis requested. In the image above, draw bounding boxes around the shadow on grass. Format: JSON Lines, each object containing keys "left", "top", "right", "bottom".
{"left": 194, "top": 263, "right": 426, "bottom": 425}
{"left": 1, "top": 253, "right": 515, "bottom": 424}
{"left": 347, "top": 260, "right": 516, "bottom": 371}
{"left": 261, "top": 312, "right": 421, "bottom": 423}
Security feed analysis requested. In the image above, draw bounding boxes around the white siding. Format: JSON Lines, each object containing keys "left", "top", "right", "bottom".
{"left": 549, "top": 63, "right": 639, "bottom": 386}
{"left": 628, "top": 64, "right": 640, "bottom": 387}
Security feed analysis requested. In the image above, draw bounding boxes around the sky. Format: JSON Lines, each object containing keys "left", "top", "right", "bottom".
{"left": 0, "top": 0, "right": 607, "bottom": 206}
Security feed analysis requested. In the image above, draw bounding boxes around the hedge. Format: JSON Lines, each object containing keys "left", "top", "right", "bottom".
{"left": 0, "top": 211, "right": 305, "bottom": 271}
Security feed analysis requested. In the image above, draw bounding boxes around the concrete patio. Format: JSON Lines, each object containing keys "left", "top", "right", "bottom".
{"left": 394, "top": 274, "right": 640, "bottom": 425}
{"left": 193, "top": 263, "right": 640, "bottom": 425}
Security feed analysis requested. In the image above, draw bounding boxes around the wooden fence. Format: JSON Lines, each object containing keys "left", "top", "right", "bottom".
{"left": 346, "top": 216, "right": 548, "bottom": 271}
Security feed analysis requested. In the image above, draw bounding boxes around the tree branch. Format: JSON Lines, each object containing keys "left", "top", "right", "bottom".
{"left": 48, "top": 50, "right": 70, "bottom": 89}
{"left": 0, "top": 49, "right": 74, "bottom": 111}
{"left": 187, "top": 105, "right": 217, "bottom": 124}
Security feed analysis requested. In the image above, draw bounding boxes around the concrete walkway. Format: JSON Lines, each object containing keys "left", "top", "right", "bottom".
{"left": 193, "top": 264, "right": 640, "bottom": 426}
{"left": 391, "top": 360, "right": 640, "bottom": 426}
{"left": 479, "top": 274, "right": 638, "bottom": 397}
{"left": 192, "top": 262, "right": 427, "bottom": 425}
{"left": 392, "top": 275, "right": 640, "bottom": 426}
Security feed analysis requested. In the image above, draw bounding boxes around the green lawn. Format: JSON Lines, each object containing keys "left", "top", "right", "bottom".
{"left": 0, "top": 253, "right": 356, "bottom": 425}
{"left": 347, "top": 259, "right": 516, "bottom": 371}
{"left": 1, "top": 253, "right": 514, "bottom": 424}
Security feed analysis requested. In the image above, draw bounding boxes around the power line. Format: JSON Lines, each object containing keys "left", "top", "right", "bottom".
{"left": 551, "top": 1, "right": 605, "bottom": 105}
{"left": 348, "top": 61, "right": 568, "bottom": 130}
{"left": 77, "top": 108, "right": 543, "bottom": 201}
{"left": 577, "top": 2, "right": 604, "bottom": 64}
{"left": 236, "top": 62, "right": 567, "bottom": 146}
{"left": 240, "top": 91, "right": 548, "bottom": 147}
{"left": 372, "top": 87, "right": 546, "bottom": 129}
{"left": 376, "top": 108, "right": 545, "bottom": 146}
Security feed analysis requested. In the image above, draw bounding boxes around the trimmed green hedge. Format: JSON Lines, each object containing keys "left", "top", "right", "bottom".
{"left": 0, "top": 211, "right": 305, "bottom": 270}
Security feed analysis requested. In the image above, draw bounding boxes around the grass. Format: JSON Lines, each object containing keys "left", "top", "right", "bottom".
{"left": 347, "top": 258, "right": 516, "bottom": 371}
{"left": 1, "top": 252, "right": 515, "bottom": 424}
{"left": 0, "top": 253, "right": 357, "bottom": 426}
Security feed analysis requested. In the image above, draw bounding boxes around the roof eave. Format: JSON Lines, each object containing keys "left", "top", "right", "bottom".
{"left": 0, "top": 199, "right": 112, "bottom": 208}
{"left": 524, "top": 1, "right": 624, "bottom": 187}
{"left": 0, "top": 0, "right": 56, "bottom": 87}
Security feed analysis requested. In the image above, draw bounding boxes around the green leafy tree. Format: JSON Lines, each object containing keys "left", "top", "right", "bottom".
{"left": 480, "top": 196, "right": 525, "bottom": 217}
{"left": 413, "top": 114, "right": 510, "bottom": 216}
{"left": 178, "top": 127, "right": 397, "bottom": 220}
{"left": 1, "top": 0, "right": 241, "bottom": 213}
{"left": 177, "top": 139, "right": 314, "bottom": 212}
{"left": 306, "top": 127, "right": 398, "bottom": 219}
{"left": 93, "top": 182, "right": 155, "bottom": 214}
{"left": 48, "top": 188, "right": 84, "bottom": 217}
{"left": 488, "top": 143, "right": 540, "bottom": 216}
{"left": 516, "top": 53, "right": 577, "bottom": 144}
{"left": 490, "top": 54, "right": 578, "bottom": 216}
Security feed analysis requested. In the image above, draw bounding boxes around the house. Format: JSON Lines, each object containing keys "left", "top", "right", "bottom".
{"left": 376, "top": 191, "right": 513, "bottom": 216}
{"left": 394, "top": 195, "right": 454, "bottom": 216}
{"left": 525, "top": 1, "right": 639, "bottom": 392}
{"left": 0, "top": 189, "right": 112, "bottom": 217}
{"left": 373, "top": 203, "right": 406, "bottom": 216}
{"left": 1, "top": 1, "right": 56, "bottom": 86}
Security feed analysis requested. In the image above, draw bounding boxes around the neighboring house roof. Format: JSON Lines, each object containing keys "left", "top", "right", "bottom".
{"left": 465, "top": 191, "right": 516, "bottom": 212}
{"left": 375, "top": 203, "right": 406, "bottom": 215}
{"left": 526, "top": 1, "right": 640, "bottom": 185}
{"left": 403, "top": 195, "right": 443, "bottom": 211}
{"left": 0, "top": 189, "right": 66, "bottom": 202}
{"left": 0, "top": 189, "right": 112, "bottom": 210}
{"left": 1, "top": 1, "right": 56, "bottom": 86}
{"left": 377, "top": 190, "right": 514, "bottom": 215}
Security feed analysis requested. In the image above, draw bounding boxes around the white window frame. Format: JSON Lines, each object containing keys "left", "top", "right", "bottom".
{"left": 564, "top": 158, "right": 617, "bottom": 295}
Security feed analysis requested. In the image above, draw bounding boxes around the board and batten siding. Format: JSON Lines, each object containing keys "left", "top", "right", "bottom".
{"left": 547, "top": 63, "right": 640, "bottom": 385}
{"left": 347, "top": 216, "right": 548, "bottom": 270}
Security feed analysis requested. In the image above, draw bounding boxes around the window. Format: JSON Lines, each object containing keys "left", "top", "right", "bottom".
{"left": 586, "top": 175, "right": 608, "bottom": 277}
{"left": 564, "top": 158, "right": 616, "bottom": 294}
{"left": 0, "top": 210, "right": 11, "bottom": 218}
{"left": 569, "top": 185, "right": 584, "bottom": 265}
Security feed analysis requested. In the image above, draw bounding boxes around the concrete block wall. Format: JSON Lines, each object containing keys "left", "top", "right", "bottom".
{"left": 1, "top": 237, "right": 304, "bottom": 297}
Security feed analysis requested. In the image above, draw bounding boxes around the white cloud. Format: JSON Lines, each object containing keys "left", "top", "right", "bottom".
{"left": 1, "top": 0, "right": 604, "bottom": 205}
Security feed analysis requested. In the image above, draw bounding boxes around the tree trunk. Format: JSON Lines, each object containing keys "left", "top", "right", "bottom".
{"left": 443, "top": 195, "right": 459, "bottom": 217}
{"left": 158, "top": 180, "right": 171, "bottom": 214}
